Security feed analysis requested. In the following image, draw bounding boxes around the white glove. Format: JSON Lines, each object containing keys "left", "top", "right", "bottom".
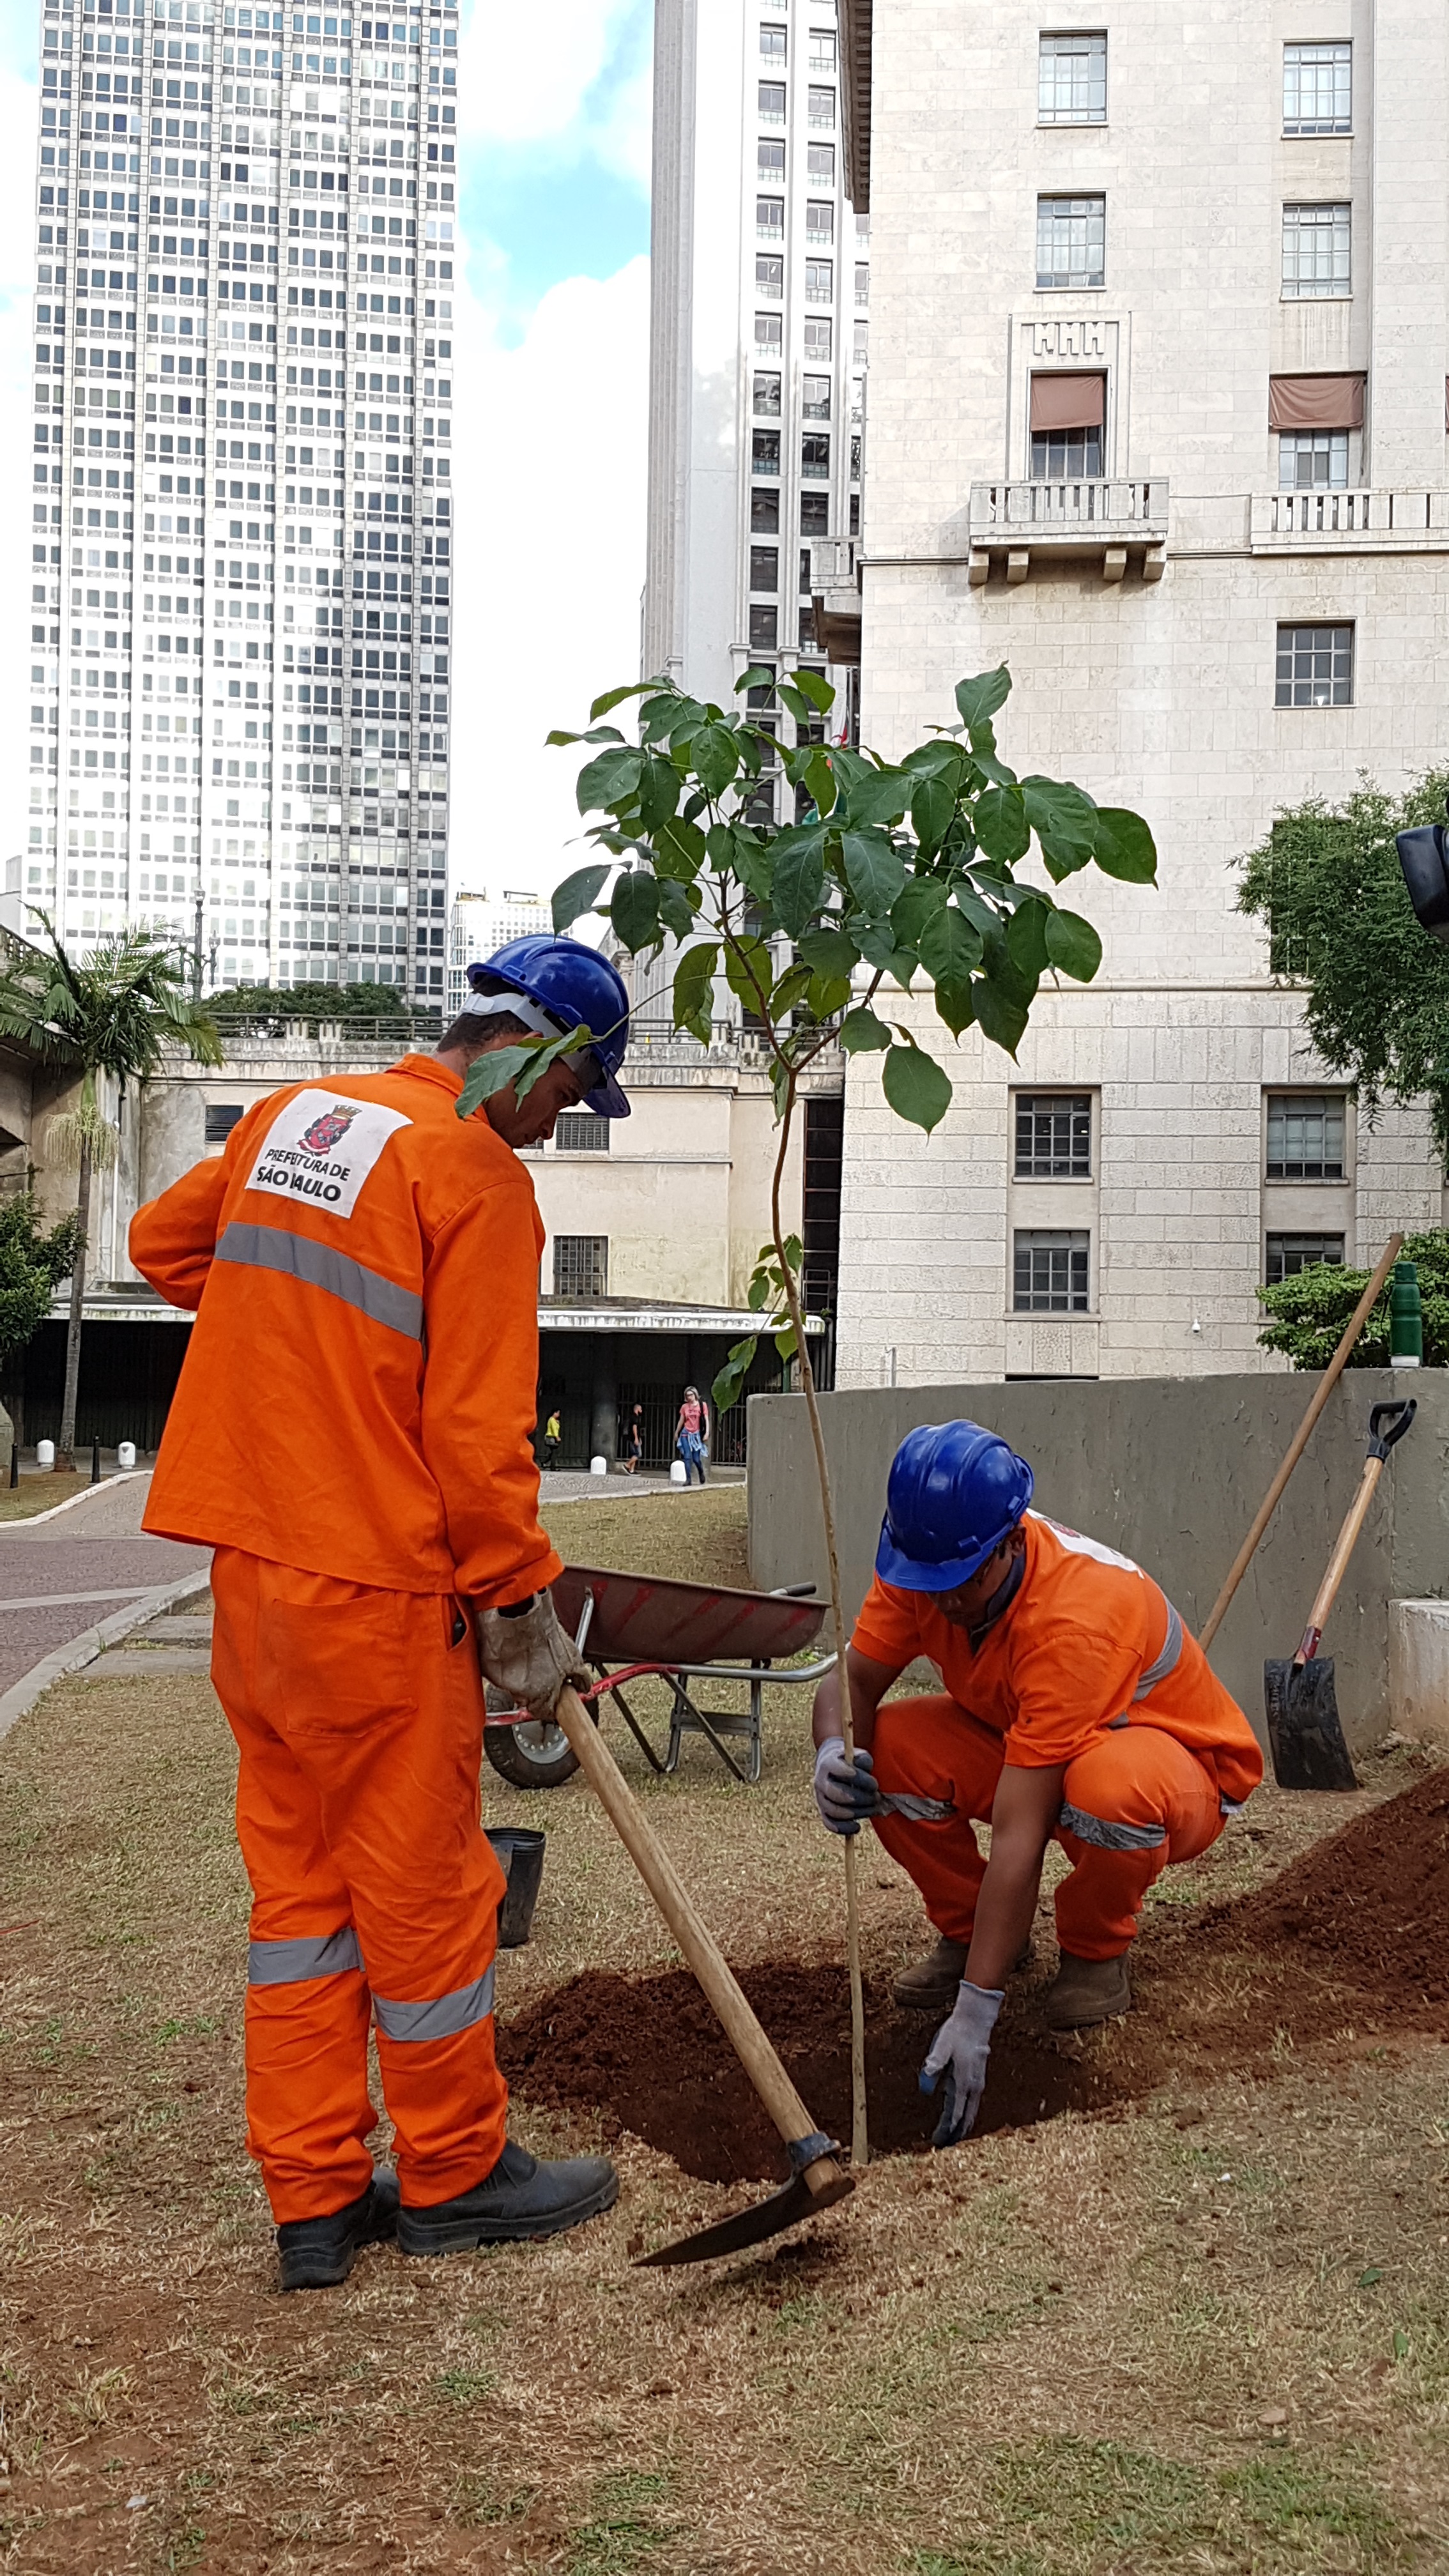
{"left": 920, "top": 1980, "right": 1003, "bottom": 2148}
{"left": 477, "top": 1591, "right": 590, "bottom": 1722}
{"left": 813, "top": 1736, "right": 883, "bottom": 1836}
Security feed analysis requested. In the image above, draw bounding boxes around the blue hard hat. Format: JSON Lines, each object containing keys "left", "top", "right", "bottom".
{"left": 875, "top": 1420, "right": 1034, "bottom": 1592}
{"left": 468, "top": 934, "right": 632, "bottom": 1119}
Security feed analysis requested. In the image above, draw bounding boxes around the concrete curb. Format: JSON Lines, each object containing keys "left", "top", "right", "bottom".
{"left": 3, "top": 1470, "right": 148, "bottom": 1529}
{"left": 0, "top": 1564, "right": 213, "bottom": 1750}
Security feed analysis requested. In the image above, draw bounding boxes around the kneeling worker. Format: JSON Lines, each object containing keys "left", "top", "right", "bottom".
{"left": 812, "top": 1422, "right": 1262, "bottom": 2145}
{"left": 130, "top": 938, "right": 630, "bottom": 2286}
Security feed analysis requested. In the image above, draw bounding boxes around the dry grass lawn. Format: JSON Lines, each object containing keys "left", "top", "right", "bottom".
{"left": 0, "top": 1472, "right": 94, "bottom": 1524}
{"left": 2, "top": 1486, "right": 1448, "bottom": 2572}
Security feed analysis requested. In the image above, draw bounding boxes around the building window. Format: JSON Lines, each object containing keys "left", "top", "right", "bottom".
{"left": 804, "top": 316, "right": 833, "bottom": 361}
{"left": 753, "top": 371, "right": 782, "bottom": 417}
{"left": 801, "top": 489, "right": 830, "bottom": 533}
{"left": 808, "top": 84, "right": 836, "bottom": 126}
{"left": 758, "top": 137, "right": 785, "bottom": 180}
{"left": 1013, "top": 1229, "right": 1090, "bottom": 1312}
{"left": 1275, "top": 622, "right": 1353, "bottom": 707}
{"left": 1038, "top": 29, "right": 1107, "bottom": 123}
{"left": 1032, "top": 425, "right": 1101, "bottom": 479}
{"left": 809, "top": 27, "right": 836, "bottom": 72}
{"left": 1015, "top": 1092, "right": 1092, "bottom": 1179}
{"left": 755, "top": 310, "right": 783, "bottom": 354}
{"left": 760, "top": 23, "right": 786, "bottom": 61}
{"left": 806, "top": 199, "right": 834, "bottom": 242}
{"left": 758, "top": 80, "right": 786, "bottom": 122}
{"left": 801, "top": 433, "right": 831, "bottom": 479}
{"left": 802, "top": 373, "right": 831, "bottom": 419}
{"left": 805, "top": 257, "right": 834, "bottom": 302}
{"left": 1284, "top": 40, "right": 1351, "bottom": 134}
{"left": 1278, "top": 429, "right": 1349, "bottom": 490}
{"left": 1036, "top": 194, "right": 1105, "bottom": 290}
{"left": 1266, "top": 1232, "right": 1345, "bottom": 1285}
{"left": 756, "top": 254, "right": 784, "bottom": 299}
{"left": 554, "top": 1112, "right": 609, "bottom": 1155}
{"left": 1282, "top": 202, "right": 1351, "bottom": 299}
{"left": 854, "top": 261, "right": 870, "bottom": 306}
{"left": 753, "top": 487, "right": 781, "bottom": 532}
{"left": 204, "top": 1102, "right": 244, "bottom": 1146}
{"left": 749, "top": 604, "right": 779, "bottom": 649}
{"left": 756, "top": 194, "right": 785, "bottom": 238}
{"left": 553, "top": 1235, "right": 608, "bottom": 1298}
{"left": 808, "top": 141, "right": 835, "bottom": 183}
{"left": 1266, "top": 1093, "right": 1346, "bottom": 1180}
{"left": 753, "top": 427, "right": 781, "bottom": 477}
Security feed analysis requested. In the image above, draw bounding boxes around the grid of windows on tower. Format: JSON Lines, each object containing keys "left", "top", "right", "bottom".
{"left": 27, "top": 0, "right": 461, "bottom": 1002}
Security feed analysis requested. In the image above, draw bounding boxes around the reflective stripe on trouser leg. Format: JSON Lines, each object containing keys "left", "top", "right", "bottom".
{"left": 248, "top": 1926, "right": 364, "bottom": 1984}
{"left": 1054, "top": 1724, "right": 1224, "bottom": 1962}
{"left": 868, "top": 1694, "right": 1006, "bottom": 1944}
{"left": 372, "top": 1963, "right": 495, "bottom": 2044}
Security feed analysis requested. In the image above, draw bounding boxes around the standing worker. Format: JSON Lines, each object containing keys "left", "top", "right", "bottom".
{"left": 675, "top": 1385, "right": 709, "bottom": 1485}
{"left": 811, "top": 1421, "right": 1262, "bottom": 2146}
{"left": 130, "top": 938, "right": 632, "bottom": 2288}
{"left": 542, "top": 1406, "right": 563, "bottom": 1473}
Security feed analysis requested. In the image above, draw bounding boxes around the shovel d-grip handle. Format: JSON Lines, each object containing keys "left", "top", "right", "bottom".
{"left": 1368, "top": 1398, "right": 1416, "bottom": 1459}
{"left": 550, "top": 1686, "right": 854, "bottom": 2207}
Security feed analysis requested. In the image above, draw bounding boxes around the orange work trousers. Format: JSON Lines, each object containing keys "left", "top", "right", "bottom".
{"left": 210, "top": 1546, "right": 509, "bottom": 2223}
{"left": 871, "top": 1694, "right": 1225, "bottom": 1961}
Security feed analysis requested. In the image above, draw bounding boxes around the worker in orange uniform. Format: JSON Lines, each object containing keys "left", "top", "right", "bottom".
{"left": 130, "top": 937, "right": 632, "bottom": 2287}
{"left": 811, "top": 1420, "right": 1262, "bottom": 2146}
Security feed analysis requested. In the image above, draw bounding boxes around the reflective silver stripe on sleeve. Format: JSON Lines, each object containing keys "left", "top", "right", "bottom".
{"left": 248, "top": 1926, "right": 364, "bottom": 1985}
{"left": 216, "top": 1221, "right": 424, "bottom": 1341}
{"left": 1058, "top": 1802, "right": 1167, "bottom": 1853}
{"left": 372, "top": 1963, "right": 496, "bottom": 2045}
{"left": 1133, "top": 1600, "right": 1183, "bottom": 1701}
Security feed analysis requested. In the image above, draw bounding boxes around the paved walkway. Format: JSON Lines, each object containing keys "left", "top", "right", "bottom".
{"left": 0, "top": 1475, "right": 210, "bottom": 1697}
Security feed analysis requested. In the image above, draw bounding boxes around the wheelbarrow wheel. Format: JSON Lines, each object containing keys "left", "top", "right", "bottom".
{"left": 483, "top": 1688, "right": 582, "bottom": 1791}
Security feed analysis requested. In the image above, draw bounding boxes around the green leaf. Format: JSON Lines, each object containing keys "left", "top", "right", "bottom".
{"left": 672, "top": 940, "right": 719, "bottom": 1043}
{"left": 838, "top": 1006, "right": 893, "bottom": 1052}
{"left": 954, "top": 667, "right": 1012, "bottom": 731}
{"left": 776, "top": 682, "right": 813, "bottom": 727}
{"left": 576, "top": 745, "right": 644, "bottom": 816}
{"left": 780, "top": 1231, "right": 804, "bottom": 1272}
{"left": 712, "top": 1336, "right": 758, "bottom": 1416}
{"left": 652, "top": 815, "right": 707, "bottom": 881}
{"left": 798, "top": 924, "right": 861, "bottom": 979}
{"left": 769, "top": 958, "right": 815, "bottom": 1016}
{"left": 610, "top": 870, "right": 661, "bottom": 952}
{"left": 734, "top": 664, "right": 779, "bottom": 698}
{"left": 1006, "top": 897, "right": 1051, "bottom": 981}
{"left": 807, "top": 971, "right": 855, "bottom": 1020}
{"left": 656, "top": 877, "right": 698, "bottom": 940}
{"left": 551, "top": 862, "right": 611, "bottom": 934}
{"left": 637, "top": 756, "right": 683, "bottom": 832}
{"left": 972, "top": 785, "right": 1031, "bottom": 865}
{"left": 693, "top": 722, "right": 742, "bottom": 799}
{"left": 839, "top": 764, "right": 911, "bottom": 828}
{"left": 972, "top": 976, "right": 1030, "bottom": 1056}
{"left": 804, "top": 746, "right": 838, "bottom": 815}
{"left": 792, "top": 666, "right": 836, "bottom": 714}
{"left": 590, "top": 679, "right": 654, "bottom": 721}
{"left": 841, "top": 828, "right": 907, "bottom": 917}
{"left": 455, "top": 1026, "right": 586, "bottom": 1121}
{"left": 1043, "top": 906, "right": 1103, "bottom": 981}
{"left": 773, "top": 1318, "right": 799, "bottom": 1363}
{"left": 910, "top": 770, "right": 956, "bottom": 854}
{"left": 1358, "top": 2267, "right": 1383, "bottom": 2290}
{"left": 882, "top": 1041, "right": 953, "bottom": 1134}
{"left": 1022, "top": 776, "right": 1098, "bottom": 855}
{"left": 852, "top": 921, "right": 919, "bottom": 985}
{"left": 919, "top": 902, "right": 985, "bottom": 987}
{"left": 901, "top": 740, "right": 966, "bottom": 781}
{"left": 545, "top": 728, "right": 584, "bottom": 747}
{"left": 771, "top": 831, "right": 827, "bottom": 937}
{"left": 722, "top": 933, "right": 775, "bottom": 1016}
{"left": 1094, "top": 806, "right": 1160, "bottom": 884}
{"left": 933, "top": 978, "right": 976, "bottom": 1038}
{"left": 889, "top": 876, "right": 948, "bottom": 953}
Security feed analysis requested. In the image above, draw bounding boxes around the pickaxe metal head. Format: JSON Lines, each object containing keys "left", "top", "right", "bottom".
{"left": 634, "top": 2145, "right": 854, "bottom": 2269}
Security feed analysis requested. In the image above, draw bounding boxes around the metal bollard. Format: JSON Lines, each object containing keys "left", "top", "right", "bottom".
{"left": 90, "top": 1437, "right": 101, "bottom": 1485}
{"left": 8, "top": 1445, "right": 17, "bottom": 1491}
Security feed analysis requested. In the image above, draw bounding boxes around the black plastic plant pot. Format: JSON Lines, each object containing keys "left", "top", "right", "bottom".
{"left": 485, "top": 1827, "right": 546, "bottom": 1948}
{"left": 1396, "top": 814, "right": 1449, "bottom": 942}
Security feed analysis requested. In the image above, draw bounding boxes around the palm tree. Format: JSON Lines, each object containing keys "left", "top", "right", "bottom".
{"left": 0, "top": 917, "right": 222, "bottom": 1468}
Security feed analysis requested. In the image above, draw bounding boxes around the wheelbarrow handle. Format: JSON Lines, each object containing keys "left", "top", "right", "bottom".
{"left": 1368, "top": 1397, "right": 1416, "bottom": 1459}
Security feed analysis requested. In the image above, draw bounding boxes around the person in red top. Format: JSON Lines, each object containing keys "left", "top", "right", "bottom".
{"left": 130, "top": 937, "right": 631, "bottom": 2286}
{"left": 811, "top": 1420, "right": 1262, "bottom": 2146}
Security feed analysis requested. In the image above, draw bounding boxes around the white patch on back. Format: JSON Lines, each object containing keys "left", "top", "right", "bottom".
{"left": 243, "top": 1089, "right": 412, "bottom": 1221}
{"left": 1029, "top": 1510, "right": 1143, "bottom": 1578}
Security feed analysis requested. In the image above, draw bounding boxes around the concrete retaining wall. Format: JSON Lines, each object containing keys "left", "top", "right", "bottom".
{"left": 747, "top": 1372, "right": 1449, "bottom": 1752}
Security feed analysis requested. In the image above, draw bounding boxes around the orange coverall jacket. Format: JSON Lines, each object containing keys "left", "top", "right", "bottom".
{"left": 854, "top": 1511, "right": 1262, "bottom": 1807}
{"left": 129, "top": 1053, "right": 561, "bottom": 1606}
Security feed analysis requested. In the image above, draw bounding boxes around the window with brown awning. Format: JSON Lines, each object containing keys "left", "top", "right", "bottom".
{"left": 1029, "top": 371, "right": 1106, "bottom": 432}
{"left": 1268, "top": 374, "right": 1365, "bottom": 431}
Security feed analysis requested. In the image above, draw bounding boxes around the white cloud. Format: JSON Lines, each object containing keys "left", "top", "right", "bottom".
{"left": 458, "top": 0, "right": 641, "bottom": 149}
{"left": 0, "top": 68, "right": 41, "bottom": 884}
{"left": 450, "top": 254, "right": 650, "bottom": 903}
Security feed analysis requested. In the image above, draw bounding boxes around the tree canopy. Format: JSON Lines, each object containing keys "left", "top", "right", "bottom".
{"left": 1257, "top": 1229, "right": 1449, "bottom": 1369}
{"left": 1237, "top": 768, "right": 1449, "bottom": 1153}
{"left": 0, "top": 1193, "right": 83, "bottom": 1370}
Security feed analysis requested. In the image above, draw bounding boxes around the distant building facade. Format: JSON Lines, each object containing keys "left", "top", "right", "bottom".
{"left": 446, "top": 885, "right": 549, "bottom": 1015}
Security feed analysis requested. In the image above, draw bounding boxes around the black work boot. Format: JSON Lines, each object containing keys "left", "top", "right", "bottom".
{"left": 276, "top": 2165, "right": 399, "bottom": 2292}
{"left": 398, "top": 2140, "right": 618, "bottom": 2255}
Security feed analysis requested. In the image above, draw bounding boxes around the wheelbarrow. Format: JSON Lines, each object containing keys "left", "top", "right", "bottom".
{"left": 483, "top": 1565, "right": 836, "bottom": 1790}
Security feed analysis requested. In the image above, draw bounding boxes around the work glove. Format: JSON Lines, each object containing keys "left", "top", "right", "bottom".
{"left": 920, "top": 1980, "right": 1004, "bottom": 2149}
{"left": 813, "top": 1736, "right": 884, "bottom": 1836}
{"left": 476, "top": 1591, "right": 590, "bottom": 1722}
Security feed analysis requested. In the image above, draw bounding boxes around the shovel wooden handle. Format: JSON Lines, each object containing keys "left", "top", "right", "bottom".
{"left": 1198, "top": 1231, "right": 1404, "bottom": 1650}
{"left": 1294, "top": 1454, "right": 1386, "bottom": 1664}
{"left": 551, "top": 1685, "right": 850, "bottom": 2203}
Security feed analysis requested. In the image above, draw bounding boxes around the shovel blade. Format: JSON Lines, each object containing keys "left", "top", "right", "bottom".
{"left": 1264, "top": 1655, "right": 1359, "bottom": 1791}
{"left": 634, "top": 2165, "right": 855, "bottom": 2269}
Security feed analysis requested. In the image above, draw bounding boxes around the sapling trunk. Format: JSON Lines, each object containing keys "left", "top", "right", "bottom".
{"left": 57, "top": 1133, "right": 91, "bottom": 1471}
{"left": 768, "top": 1073, "right": 869, "bottom": 2168}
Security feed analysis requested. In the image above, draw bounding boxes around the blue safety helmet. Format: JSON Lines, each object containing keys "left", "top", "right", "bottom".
{"left": 875, "top": 1420, "right": 1034, "bottom": 1592}
{"left": 467, "top": 934, "right": 632, "bottom": 1119}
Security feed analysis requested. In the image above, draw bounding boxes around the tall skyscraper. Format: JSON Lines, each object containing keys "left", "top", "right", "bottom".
{"left": 644, "top": 0, "right": 866, "bottom": 783}
{"left": 22, "top": 0, "right": 456, "bottom": 996}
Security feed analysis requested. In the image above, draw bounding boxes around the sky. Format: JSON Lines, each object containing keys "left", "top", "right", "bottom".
{"left": 0, "top": 0, "right": 654, "bottom": 909}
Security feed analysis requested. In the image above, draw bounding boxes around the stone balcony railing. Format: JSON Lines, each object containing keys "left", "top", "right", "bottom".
{"left": 1247, "top": 487, "right": 1449, "bottom": 553}
{"left": 968, "top": 479, "right": 1169, "bottom": 585}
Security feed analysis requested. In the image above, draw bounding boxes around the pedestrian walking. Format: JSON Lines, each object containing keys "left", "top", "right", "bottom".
{"left": 542, "top": 1408, "right": 562, "bottom": 1472}
{"left": 674, "top": 1386, "right": 709, "bottom": 1485}
{"left": 623, "top": 1403, "right": 643, "bottom": 1474}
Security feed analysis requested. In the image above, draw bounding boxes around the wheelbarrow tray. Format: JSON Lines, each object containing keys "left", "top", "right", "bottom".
{"left": 553, "top": 1565, "right": 827, "bottom": 1667}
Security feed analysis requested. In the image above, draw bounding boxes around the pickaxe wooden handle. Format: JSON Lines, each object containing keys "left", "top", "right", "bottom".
{"left": 551, "top": 1683, "right": 852, "bottom": 2211}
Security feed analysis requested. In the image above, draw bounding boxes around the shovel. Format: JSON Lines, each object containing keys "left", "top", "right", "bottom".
{"left": 1264, "top": 1399, "right": 1416, "bottom": 1790}
{"left": 550, "top": 1683, "right": 854, "bottom": 2266}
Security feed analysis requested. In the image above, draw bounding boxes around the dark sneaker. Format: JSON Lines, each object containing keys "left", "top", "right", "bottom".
{"left": 1043, "top": 1949, "right": 1131, "bottom": 2030}
{"left": 276, "top": 2165, "right": 399, "bottom": 2292}
{"left": 397, "top": 2140, "right": 619, "bottom": 2255}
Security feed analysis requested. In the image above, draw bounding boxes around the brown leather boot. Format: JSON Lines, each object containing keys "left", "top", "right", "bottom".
{"left": 892, "top": 1936, "right": 969, "bottom": 2011}
{"left": 1043, "top": 1950, "right": 1131, "bottom": 2030}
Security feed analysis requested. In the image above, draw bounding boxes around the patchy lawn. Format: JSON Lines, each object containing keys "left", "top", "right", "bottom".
{"left": 2, "top": 1484, "right": 1448, "bottom": 2572}
{"left": 0, "top": 1472, "right": 94, "bottom": 1525}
